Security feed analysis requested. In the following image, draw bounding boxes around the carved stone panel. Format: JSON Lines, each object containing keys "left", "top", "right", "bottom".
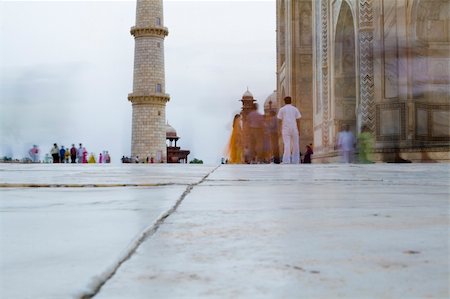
{"left": 376, "top": 103, "right": 406, "bottom": 140}
{"left": 380, "top": 109, "right": 401, "bottom": 136}
{"left": 416, "top": 0, "right": 450, "bottom": 43}
{"left": 382, "top": 0, "right": 399, "bottom": 99}
{"left": 432, "top": 110, "right": 450, "bottom": 137}
{"left": 415, "top": 103, "right": 450, "bottom": 141}
{"left": 299, "top": 1, "right": 313, "bottom": 47}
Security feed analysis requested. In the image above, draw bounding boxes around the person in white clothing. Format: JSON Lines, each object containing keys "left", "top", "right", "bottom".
{"left": 77, "top": 143, "right": 84, "bottom": 163}
{"left": 337, "top": 124, "right": 356, "bottom": 163}
{"left": 277, "top": 96, "right": 302, "bottom": 164}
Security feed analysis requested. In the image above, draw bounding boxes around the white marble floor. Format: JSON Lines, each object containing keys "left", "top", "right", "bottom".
{"left": 0, "top": 164, "right": 448, "bottom": 299}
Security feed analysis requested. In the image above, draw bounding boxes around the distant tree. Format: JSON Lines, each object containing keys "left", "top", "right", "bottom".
{"left": 189, "top": 158, "right": 203, "bottom": 164}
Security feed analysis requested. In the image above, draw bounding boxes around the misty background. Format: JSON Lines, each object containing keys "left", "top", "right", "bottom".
{"left": 0, "top": 0, "right": 276, "bottom": 164}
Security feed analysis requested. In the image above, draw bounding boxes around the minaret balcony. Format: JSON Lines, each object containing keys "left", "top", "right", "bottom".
{"left": 128, "top": 93, "right": 170, "bottom": 105}
{"left": 130, "top": 26, "right": 169, "bottom": 38}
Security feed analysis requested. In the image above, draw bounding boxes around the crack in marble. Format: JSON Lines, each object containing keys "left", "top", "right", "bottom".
{"left": 77, "top": 165, "right": 221, "bottom": 299}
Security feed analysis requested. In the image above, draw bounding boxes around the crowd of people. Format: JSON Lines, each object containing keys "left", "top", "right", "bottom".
{"left": 227, "top": 96, "right": 374, "bottom": 164}
{"left": 227, "top": 96, "right": 310, "bottom": 164}
{"left": 121, "top": 156, "right": 164, "bottom": 163}
{"left": 121, "top": 156, "right": 143, "bottom": 163}
{"left": 28, "top": 143, "right": 111, "bottom": 164}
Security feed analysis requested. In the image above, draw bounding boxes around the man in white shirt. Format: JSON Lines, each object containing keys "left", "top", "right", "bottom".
{"left": 277, "top": 96, "right": 302, "bottom": 164}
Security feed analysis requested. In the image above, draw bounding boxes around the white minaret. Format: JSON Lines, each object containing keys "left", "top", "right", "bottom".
{"left": 129, "top": 0, "right": 170, "bottom": 162}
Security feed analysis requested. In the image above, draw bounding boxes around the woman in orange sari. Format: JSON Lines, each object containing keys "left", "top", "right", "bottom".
{"left": 227, "top": 114, "right": 243, "bottom": 164}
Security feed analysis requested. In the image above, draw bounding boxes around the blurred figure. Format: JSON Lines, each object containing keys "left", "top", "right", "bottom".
{"left": 358, "top": 125, "right": 374, "bottom": 163}
{"left": 303, "top": 144, "right": 313, "bottom": 164}
{"left": 88, "top": 153, "right": 96, "bottom": 163}
{"left": 277, "top": 96, "right": 301, "bottom": 164}
{"left": 28, "top": 145, "right": 40, "bottom": 163}
{"left": 243, "top": 146, "right": 251, "bottom": 164}
{"left": 262, "top": 114, "right": 271, "bottom": 163}
{"left": 267, "top": 110, "right": 280, "bottom": 164}
{"left": 77, "top": 143, "right": 84, "bottom": 163}
{"left": 337, "top": 124, "right": 355, "bottom": 163}
{"left": 70, "top": 144, "right": 77, "bottom": 163}
{"left": 64, "top": 147, "right": 70, "bottom": 163}
{"left": 105, "top": 151, "right": 111, "bottom": 163}
{"left": 227, "top": 114, "right": 243, "bottom": 164}
{"left": 247, "top": 103, "right": 264, "bottom": 163}
{"left": 44, "top": 153, "right": 52, "bottom": 163}
{"left": 59, "top": 146, "right": 66, "bottom": 163}
{"left": 98, "top": 152, "right": 103, "bottom": 163}
{"left": 50, "top": 143, "right": 59, "bottom": 163}
{"left": 82, "top": 147, "right": 88, "bottom": 163}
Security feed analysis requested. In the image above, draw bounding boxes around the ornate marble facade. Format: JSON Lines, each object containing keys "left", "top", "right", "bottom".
{"left": 277, "top": 0, "right": 450, "bottom": 162}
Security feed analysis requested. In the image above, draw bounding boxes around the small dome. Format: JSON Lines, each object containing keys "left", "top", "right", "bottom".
{"left": 264, "top": 90, "right": 278, "bottom": 112}
{"left": 242, "top": 89, "right": 253, "bottom": 98}
{"left": 166, "top": 123, "right": 178, "bottom": 138}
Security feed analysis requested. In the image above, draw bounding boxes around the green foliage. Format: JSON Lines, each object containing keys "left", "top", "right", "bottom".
{"left": 189, "top": 158, "right": 203, "bottom": 164}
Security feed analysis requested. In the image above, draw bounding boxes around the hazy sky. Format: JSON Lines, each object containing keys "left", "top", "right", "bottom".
{"left": 0, "top": 0, "right": 276, "bottom": 164}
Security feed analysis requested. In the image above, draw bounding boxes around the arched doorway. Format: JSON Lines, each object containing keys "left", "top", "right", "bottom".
{"left": 333, "top": 2, "right": 357, "bottom": 135}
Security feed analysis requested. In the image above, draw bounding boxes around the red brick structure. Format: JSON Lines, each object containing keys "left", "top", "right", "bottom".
{"left": 166, "top": 123, "right": 190, "bottom": 163}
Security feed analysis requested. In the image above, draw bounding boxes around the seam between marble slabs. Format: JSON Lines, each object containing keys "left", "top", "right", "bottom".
{"left": 0, "top": 183, "right": 182, "bottom": 188}
{"left": 77, "top": 164, "right": 221, "bottom": 299}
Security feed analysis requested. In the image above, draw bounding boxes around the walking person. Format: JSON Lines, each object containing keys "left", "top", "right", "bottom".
{"left": 82, "top": 147, "right": 88, "bottom": 163}
{"left": 70, "top": 144, "right": 77, "bottom": 163}
{"left": 50, "top": 143, "right": 59, "bottom": 163}
{"left": 77, "top": 143, "right": 83, "bottom": 163}
{"left": 227, "top": 114, "right": 243, "bottom": 164}
{"left": 28, "top": 145, "right": 40, "bottom": 163}
{"left": 337, "top": 124, "right": 356, "bottom": 163}
{"left": 88, "top": 153, "right": 96, "bottom": 163}
{"left": 358, "top": 125, "right": 374, "bottom": 163}
{"left": 64, "top": 147, "right": 70, "bottom": 163}
{"left": 59, "top": 146, "right": 66, "bottom": 163}
{"left": 303, "top": 144, "right": 313, "bottom": 163}
{"left": 277, "top": 96, "right": 302, "bottom": 164}
{"left": 247, "top": 103, "right": 264, "bottom": 163}
{"left": 104, "top": 151, "right": 111, "bottom": 163}
{"left": 267, "top": 110, "right": 280, "bottom": 164}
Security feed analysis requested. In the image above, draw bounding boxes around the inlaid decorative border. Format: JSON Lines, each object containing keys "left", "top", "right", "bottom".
{"left": 359, "top": 0, "right": 375, "bottom": 133}
{"left": 321, "top": 0, "right": 330, "bottom": 147}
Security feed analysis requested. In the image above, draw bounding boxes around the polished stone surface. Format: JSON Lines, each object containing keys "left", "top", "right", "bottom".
{"left": 0, "top": 164, "right": 217, "bottom": 186}
{"left": 0, "top": 164, "right": 448, "bottom": 299}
